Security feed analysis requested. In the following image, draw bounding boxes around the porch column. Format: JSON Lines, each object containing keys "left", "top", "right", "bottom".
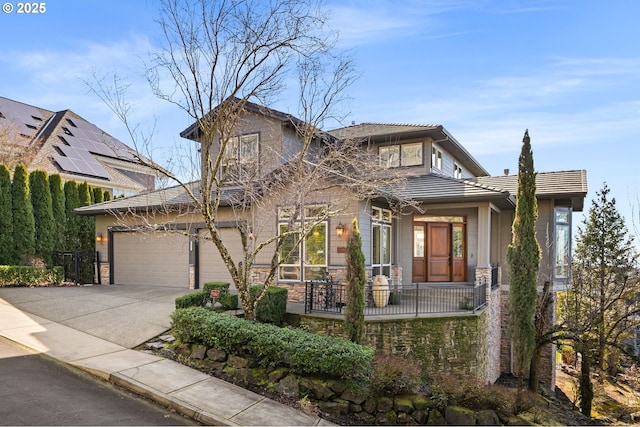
{"left": 477, "top": 204, "right": 491, "bottom": 270}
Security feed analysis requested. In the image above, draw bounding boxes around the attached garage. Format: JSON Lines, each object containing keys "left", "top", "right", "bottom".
{"left": 198, "top": 228, "right": 244, "bottom": 289}
{"left": 112, "top": 231, "right": 190, "bottom": 287}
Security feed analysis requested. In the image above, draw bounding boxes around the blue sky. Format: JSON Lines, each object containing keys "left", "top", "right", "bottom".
{"left": 1, "top": 0, "right": 640, "bottom": 241}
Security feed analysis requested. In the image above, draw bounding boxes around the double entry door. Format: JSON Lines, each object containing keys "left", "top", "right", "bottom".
{"left": 412, "top": 220, "right": 466, "bottom": 282}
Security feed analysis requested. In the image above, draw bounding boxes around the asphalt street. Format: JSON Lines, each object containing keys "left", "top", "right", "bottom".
{"left": 0, "top": 336, "right": 198, "bottom": 426}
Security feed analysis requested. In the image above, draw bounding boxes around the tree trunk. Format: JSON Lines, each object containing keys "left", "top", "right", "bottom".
{"left": 579, "top": 350, "right": 593, "bottom": 417}
{"left": 528, "top": 345, "right": 541, "bottom": 392}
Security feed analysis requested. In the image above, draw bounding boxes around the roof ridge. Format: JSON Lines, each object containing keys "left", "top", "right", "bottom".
{"left": 0, "top": 95, "right": 55, "bottom": 115}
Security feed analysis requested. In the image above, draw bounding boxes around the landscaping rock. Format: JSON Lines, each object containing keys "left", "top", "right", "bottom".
{"left": 348, "top": 403, "right": 362, "bottom": 413}
{"left": 299, "top": 378, "right": 335, "bottom": 400}
{"left": 145, "top": 341, "right": 164, "bottom": 350}
{"left": 174, "top": 343, "right": 191, "bottom": 357}
{"left": 427, "top": 408, "right": 445, "bottom": 425}
{"left": 353, "top": 411, "right": 376, "bottom": 425}
{"left": 268, "top": 367, "right": 288, "bottom": 382}
{"left": 377, "top": 397, "right": 394, "bottom": 413}
{"left": 158, "top": 334, "right": 175, "bottom": 342}
{"left": 227, "top": 355, "right": 249, "bottom": 368}
{"left": 190, "top": 344, "right": 207, "bottom": 360}
{"left": 445, "top": 405, "right": 476, "bottom": 425}
{"left": 206, "top": 348, "right": 227, "bottom": 362}
{"left": 393, "top": 396, "right": 414, "bottom": 413}
{"left": 476, "top": 409, "right": 500, "bottom": 425}
{"left": 411, "top": 409, "right": 428, "bottom": 424}
{"left": 201, "top": 360, "right": 225, "bottom": 372}
{"left": 317, "top": 401, "right": 349, "bottom": 415}
{"left": 376, "top": 410, "right": 397, "bottom": 425}
{"left": 396, "top": 411, "right": 413, "bottom": 424}
{"left": 274, "top": 374, "right": 299, "bottom": 398}
{"left": 341, "top": 389, "right": 367, "bottom": 405}
{"left": 362, "top": 397, "right": 377, "bottom": 414}
{"left": 411, "top": 394, "right": 432, "bottom": 411}
{"left": 327, "top": 379, "right": 347, "bottom": 395}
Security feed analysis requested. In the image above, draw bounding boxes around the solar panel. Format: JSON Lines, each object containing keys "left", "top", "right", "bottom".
{"left": 54, "top": 144, "right": 110, "bottom": 179}
{"left": 0, "top": 98, "right": 45, "bottom": 137}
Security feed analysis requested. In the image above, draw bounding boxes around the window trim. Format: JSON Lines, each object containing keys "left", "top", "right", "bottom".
{"left": 378, "top": 142, "right": 424, "bottom": 168}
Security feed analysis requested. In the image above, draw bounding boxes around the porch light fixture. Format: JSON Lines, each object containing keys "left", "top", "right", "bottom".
{"left": 95, "top": 232, "right": 104, "bottom": 243}
{"left": 335, "top": 222, "right": 347, "bottom": 237}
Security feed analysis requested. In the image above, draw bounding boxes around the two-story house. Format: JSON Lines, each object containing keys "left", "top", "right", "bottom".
{"left": 76, "top": 100, "right": 587, "bottom": 386}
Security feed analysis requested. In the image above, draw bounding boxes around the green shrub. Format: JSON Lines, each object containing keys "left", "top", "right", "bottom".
{"left": 171, "top": 307, "right": 373, "bottom": 379}
{"left": 250, "top": 284, "right": 288, "bottom": 324}
{"left": 219, "top": 293, "right": 238, "bottom": 309}
{"left": 0, "top": 265, "right": 61, "bottom": 286}
{"left": 203, "top": 281, "right": 230, "bottom": 303}
{"left": 175, "top": 291, "right": 206, "bottom": 309}
{"left": 370, "top": 353, "right": 422, "bottom": 396}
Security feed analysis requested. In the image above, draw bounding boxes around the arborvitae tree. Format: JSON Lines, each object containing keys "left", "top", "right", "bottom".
{"left": 507, "top": 130, "right": 541, "bottom": 387}
{"left": 63, "top": 180, "right": 80, "bottom": 250}
{"left": 49, "top": 174, "right": 66, "bottom": 252}
{"left": 344, "top": 218, "right": 366, "bottom": 344}
{"left": 92, "top": 186, "right": 104, "bottom": 204}
{"left": 103, "top": 190, "right": 111, "bottom": 202}
{"left": 77, "top": 182, "right": 94, "bottom": 252}
{"left": 29, "top": 170, "right": 55, "bottom": 266}
{"left": 11, "top": 164, "right": 35, "bottom": 263}
{"left": 0, "top": 164, "right": 14, "bottom": 264}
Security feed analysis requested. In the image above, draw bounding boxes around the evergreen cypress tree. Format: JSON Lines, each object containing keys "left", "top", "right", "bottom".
{"left": 11, "top": 164, "right": 36, "bottom": 263}
{"left": 63, "top": 180, "right": 80, "bottom": 250}
{"left": 103, "top": 190, "right": 111, "bottom": 202}
{"left": 92, "top": 186, "right": 104, "bottom": 204}
{"left": 507, "top": 130, "right": 541, "bottom": 385}
{"left": 344, "top": 218, "right": 366, "bottom": 344}
{"left": 77, "top": 182, "right": 94, "bottom": 252}
{"left": 0, "top": 164, "right": 14, "bottom": 265}
{"left": 49, "top": 174, "right": 66, "bottom": 252}
{"left": 29, "top": 170, "right": 55, "bottom": 266}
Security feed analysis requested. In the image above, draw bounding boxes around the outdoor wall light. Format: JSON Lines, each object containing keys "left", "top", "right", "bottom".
{"left": 95, "top": 232, "right": 104, "bottom": 243}
{"left": 335, "top": 222, "right": 347, "bottom": 237}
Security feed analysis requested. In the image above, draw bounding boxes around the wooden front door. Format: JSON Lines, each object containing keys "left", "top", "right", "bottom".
{"left": 427, "top": 223, "right": 451, "bottom": 282}
{"left": 412, "top": 220, "right": 467, "bottom": 282}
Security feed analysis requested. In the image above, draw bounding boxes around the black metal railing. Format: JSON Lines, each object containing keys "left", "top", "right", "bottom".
{"left": 491, "top": 264, "right": 499, "bottom": 289}
{"left": 305, "top": 279, "right": 489, "bottom": 316}
{"left": 52, "top": 250, "right": 96, "bottom": 285}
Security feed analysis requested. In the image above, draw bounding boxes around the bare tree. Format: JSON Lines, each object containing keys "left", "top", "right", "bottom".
{"left": 87, "top": 0, "right": 415, "bottom": 320}
{"left": 0, "top": 121, "right": 40, "bottom": 171}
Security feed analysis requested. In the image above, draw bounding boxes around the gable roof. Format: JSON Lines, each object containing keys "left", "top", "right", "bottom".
{"left": 0, "top": 96, "right": 156, "bottom": 192}
{"left": 328, "top": 123, "right": 489, "bottom": 177}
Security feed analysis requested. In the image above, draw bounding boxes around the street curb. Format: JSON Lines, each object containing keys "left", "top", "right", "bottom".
{"left": 110, "top": 372, "right": 239, "bottom": 426}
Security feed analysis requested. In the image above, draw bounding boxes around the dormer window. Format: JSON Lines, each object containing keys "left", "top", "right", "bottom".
{"left": 221, "top": 133, "right": 259, "bottom": 180}
{"left": 454, "top": 163, "right": 463, "bottom": 179}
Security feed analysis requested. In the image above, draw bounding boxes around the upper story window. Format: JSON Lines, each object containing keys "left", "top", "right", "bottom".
{"left": 454, "top": 163, "right": 463, "bottom": 179}
{"left": 554, "top": 207, "right": 572, "bottom": 280}
{"left": 379, "top": 142, "right": 423, "bottom": 168}
{"left": 432, "top": 147, "right": 443, "bottom": 170}
{"left": 221, "top": 133, "right": 259, "bottom": 180}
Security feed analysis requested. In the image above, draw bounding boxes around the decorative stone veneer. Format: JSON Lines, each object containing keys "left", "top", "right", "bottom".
{"left": 297, "top": 307, "right": 496, "bottom": 383}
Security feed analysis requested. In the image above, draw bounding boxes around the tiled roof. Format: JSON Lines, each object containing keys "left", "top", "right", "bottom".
{"left": 328, "top": 123, "right": 442, "bottom": 140}
{"left": 74, "top": 181, "right": 242, "bottom": 216}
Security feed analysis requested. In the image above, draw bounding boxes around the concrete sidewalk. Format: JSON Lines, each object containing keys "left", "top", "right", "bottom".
{"left": 0, "top": 295, "right": 333, "bottom": 426}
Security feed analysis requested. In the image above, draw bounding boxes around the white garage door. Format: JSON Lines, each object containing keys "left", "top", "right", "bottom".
{"left": 198, "top": 228, "right": 243, "bottom": 289}
{"left": 113, "top": 232, "right": 190, "bottom": 287}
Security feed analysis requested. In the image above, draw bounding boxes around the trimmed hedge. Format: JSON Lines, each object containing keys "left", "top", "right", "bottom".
{"left": 250, "top": 284, "right": 288, "bottom": 324}
{"left": 175, "top": 291, "right": 207, "bottom": 309}
{"left": 175, "top": 281, "right": 238, "bottom": 310}
{"left": 171, "top": 307, "right": 374, "bottom": 379}
{"left": 0, "top": 265, "right": 63, "bottom": 286}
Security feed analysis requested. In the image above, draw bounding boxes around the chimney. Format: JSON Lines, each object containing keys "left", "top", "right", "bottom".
{"left": 504, "top": 169, "right": 509, "bottom": 176}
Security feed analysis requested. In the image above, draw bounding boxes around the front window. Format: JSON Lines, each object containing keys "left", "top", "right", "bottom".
{"left": 372, "top": 207, "right": 393, "bottom": 276}
{"left": 554, "top": 207, "right": 572, "bottom": 280}
{"left": 221, "top": 133, "right": 259, "bottom": 180}
{"left": 379, "top": 142, "right": 423, "bottom": 168}
{"left": 278, "top": 206, "right": 327, "bottom": 281}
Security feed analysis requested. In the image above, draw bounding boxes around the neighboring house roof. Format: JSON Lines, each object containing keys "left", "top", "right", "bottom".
{"left": 476, "top": 170, "right": 588, "bottom": 211}
{"left": 0, "top": 96, "right": 157, "bottom": 192}
{"left": 328, "top": 122, "right": 489, "bottom": 177}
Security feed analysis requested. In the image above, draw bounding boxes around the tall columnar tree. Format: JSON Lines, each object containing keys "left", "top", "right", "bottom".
{"left": 29, "top": 170, "right": 55, "bottom": 265}
{"left": 77, "top": 182, "right": 95, "bottom": 253}
{"left": 507, "top": 130, "right": 541, "bottom": 386}
{"left": 49, "top": 174, "right": 66, "bottom": 252}
{"left": 0, "top": 164, "right": 14, "bottom": 264}
{"left": 11, "top": 164, "right": 35, "bottom": 263}
{"left": 344, "top": 218, "right": 366, "bottom": 344}
{"left": 92, "top": 186, "right": 104, "bottom": 204}
{"left": 63, "top": 180, "right": 80, "bottom": 251}
{"left": 103, "top": 190, "right": 111, "bottom": 202}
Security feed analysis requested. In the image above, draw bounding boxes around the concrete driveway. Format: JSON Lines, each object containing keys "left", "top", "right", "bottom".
{"left": 0, "top": 285, "right": 193, "bottom": 348}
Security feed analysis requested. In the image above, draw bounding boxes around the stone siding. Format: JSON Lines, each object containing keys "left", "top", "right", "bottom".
{"left": 298, "top": 310, "right": 495, "bottom": 383}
